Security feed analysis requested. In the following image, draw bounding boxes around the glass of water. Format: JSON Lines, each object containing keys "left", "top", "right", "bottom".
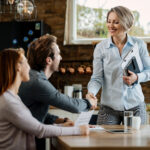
{"left": 124, "top": 111, "right": 133, "bottom": 132}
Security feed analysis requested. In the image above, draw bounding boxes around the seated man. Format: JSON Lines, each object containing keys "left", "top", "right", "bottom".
{"left": 19, "top": 34, "right": 97, "bottom": 150}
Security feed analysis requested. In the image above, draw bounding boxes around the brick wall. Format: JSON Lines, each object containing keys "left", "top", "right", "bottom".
{"left": 0, "top": 0, "right": 150, "bottom": 102}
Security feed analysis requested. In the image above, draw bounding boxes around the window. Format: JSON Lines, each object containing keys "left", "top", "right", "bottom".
{"left": 64, "top": 0, "right": 150, "bottom": 45}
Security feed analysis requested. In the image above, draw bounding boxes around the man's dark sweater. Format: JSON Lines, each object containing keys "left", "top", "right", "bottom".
{"left": 19, "top": 69, "right": 91, "bottom": 124}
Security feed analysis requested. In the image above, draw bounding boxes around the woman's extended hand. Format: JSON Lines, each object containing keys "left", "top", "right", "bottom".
{"left": 86, "top": 93, "right": 97, "bottom": 109}
{"left": 123, "top": 70, "right": 138, "bottom": 85}
{"left": 79, "top": 125, "right": 89, "bottom": 135}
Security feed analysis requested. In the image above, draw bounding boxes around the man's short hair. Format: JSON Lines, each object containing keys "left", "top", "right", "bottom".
{"left": 27, "top": 34, "right": 57, "bottom": 71}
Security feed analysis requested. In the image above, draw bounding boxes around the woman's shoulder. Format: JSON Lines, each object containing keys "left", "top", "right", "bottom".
{"left": 2, "top": 91, "right": 20, "bottom": 104}
{"left": 96, "top": 38, "right": 110, "bottom": 46}
{"left": 0, "top": 91, "right": 20, "bottom": 112}
{"left": 95, "top": 38, "right": 110, "bottom": 51}
{"left": 129, "top": 36, "right": 145, "bottom": 45}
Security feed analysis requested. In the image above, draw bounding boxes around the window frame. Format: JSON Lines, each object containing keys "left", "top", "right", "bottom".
{"left": 64, "top": 0, "right": 150, "bottom": 45}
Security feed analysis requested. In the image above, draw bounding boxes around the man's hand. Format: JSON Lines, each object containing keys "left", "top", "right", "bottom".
{"left": 86, "top": 93, "right": 97, "bottom": 109}
{"left": 61, "top": 120, "right": 74, "bottom": 127}
{"left": 55, "top": 118, "right": 74, "bottom": 127}
{"left": 123, "top": 70, "right": 138, "bottom": 86}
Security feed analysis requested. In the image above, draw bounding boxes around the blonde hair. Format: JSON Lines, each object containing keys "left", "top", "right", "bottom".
{"left": 107, "top": 6, "right": 134, "bottom": 31}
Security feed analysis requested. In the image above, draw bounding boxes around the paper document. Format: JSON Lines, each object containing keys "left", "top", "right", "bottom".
{"left": 122, "top": 42, "right": 143, "bottom": 76}
{"left": 75, "top": 110, "right": 94, "bottom": 126}
{"left": 75, "top": 110, "right": 104, "bottom": 130}
{"left": 89, "top": 126, "right": 104, "bottom": 131}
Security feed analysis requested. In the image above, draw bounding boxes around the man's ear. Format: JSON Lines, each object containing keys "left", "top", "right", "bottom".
{"left": 46, "top": 57, "right": 52, "bottom": 65}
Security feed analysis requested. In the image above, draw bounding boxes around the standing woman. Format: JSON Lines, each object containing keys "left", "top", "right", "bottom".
{"left": 86, "top": 6, "right": 150, "bottom": 125}
{"left": 0, "top": 48, "right": 89, "bottom": 150}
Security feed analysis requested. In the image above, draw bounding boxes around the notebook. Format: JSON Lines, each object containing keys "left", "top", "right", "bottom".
{"left": 122, "top": 42, "right": 143, "bottom": 76}
{"left": 123, "top": 56, "right": 140, "bottom": 76}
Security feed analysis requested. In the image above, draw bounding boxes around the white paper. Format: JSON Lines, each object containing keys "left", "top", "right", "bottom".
{"left": 75, "top": 110, "right": 104, "bottom": 131}
{"left": 75, "top": 110, "right": 94, "bottom": 126}
{"left": 122, "top": 42, "right": 143, "bottom": 75}
{"left": 54, "top": 110, "right": 104, "bottom": 131}
{"left": 89, "top": 126, "right": 104, "bottom": 131}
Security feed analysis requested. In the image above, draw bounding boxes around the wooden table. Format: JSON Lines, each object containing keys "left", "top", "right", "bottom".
{"left": 51, "top": 125, "right": 150, "bottom": 150}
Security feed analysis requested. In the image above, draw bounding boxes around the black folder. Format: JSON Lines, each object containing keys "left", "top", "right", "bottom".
{"left": 124, "top": 56, "right": 140, "bottom": 76}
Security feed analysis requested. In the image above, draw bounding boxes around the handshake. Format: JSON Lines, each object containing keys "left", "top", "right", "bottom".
{"left": 86, "top": 92, "right": 98, "bottom": 109}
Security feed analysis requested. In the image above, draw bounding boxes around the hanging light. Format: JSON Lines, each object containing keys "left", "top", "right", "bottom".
{"left": 17, "top": 0, "right": 34, "bottom": 16}
{"left": 8, "top": 0, "right": 15, "bottom": 5}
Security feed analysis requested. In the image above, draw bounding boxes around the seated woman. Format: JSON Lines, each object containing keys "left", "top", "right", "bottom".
{"left": 0, "top": 48, "right": 89, "bottom": 150}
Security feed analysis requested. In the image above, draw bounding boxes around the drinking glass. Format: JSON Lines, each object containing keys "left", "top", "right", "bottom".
{"left": 124, "top": 111, "right": 133, "bottom": 132}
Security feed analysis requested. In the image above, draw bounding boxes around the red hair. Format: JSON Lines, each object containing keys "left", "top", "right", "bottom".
{"left": 0, "top": 48, "right": 24, "bottom": 95}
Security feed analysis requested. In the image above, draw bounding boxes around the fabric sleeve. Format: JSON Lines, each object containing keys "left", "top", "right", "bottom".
{"left": 4, "top": 99, "right": 81, "bottom": 138}
{"left": 87, "top": 43, "right": 104, "bottom": 95}
{"left": 137, "top": 40, "right": 150, "bottom": 83}
{"left": 44, "top": 113, "right": 59, "bottom": 124}
{"left": 32, "top": 79, "right": 91, "bottom": 113}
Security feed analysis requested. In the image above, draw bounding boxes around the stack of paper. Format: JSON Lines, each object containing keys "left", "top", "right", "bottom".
{"left": 75, "top": 110, "right": 94, "bottom": 126}
{"left": 75, "top": 110, "right": 104, "bottom": 131}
